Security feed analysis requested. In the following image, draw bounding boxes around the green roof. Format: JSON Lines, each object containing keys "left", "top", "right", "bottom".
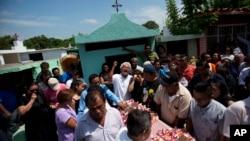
{"left": 75, "top": 13, "right": 159, "bottom": 44}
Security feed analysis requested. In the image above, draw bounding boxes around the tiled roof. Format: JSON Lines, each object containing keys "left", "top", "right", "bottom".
{"left": 75, "top": 13, "right": 159, "bottom": 44}
{"left": 198, "top": 7, "right": 250, "bottom": 15}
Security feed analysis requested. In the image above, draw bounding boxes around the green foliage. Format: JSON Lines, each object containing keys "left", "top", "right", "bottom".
{"left": 0, "top": 35, "right": 77, "bottom": 50}
{"left": 166, "top": 0, "right": 218, "bottom": 35}
{"left": 142, "top": 20, "right": 159, "bottom": 29}
{"left": 165, "top": 0, "right": 250, "bottom": 35}
{"left": 0, "top": 35, "right": 15, "bottom": 50}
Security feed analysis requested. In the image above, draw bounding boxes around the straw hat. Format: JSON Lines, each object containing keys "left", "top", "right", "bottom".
{"left": 60, "top": 54, "right": 78, "bottom": 72}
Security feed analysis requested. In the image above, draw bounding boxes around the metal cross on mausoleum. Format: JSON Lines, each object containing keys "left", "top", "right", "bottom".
{"left": 14, "top": 33, "right": 19, "bottom": 41}
{"left": 112, "top": 0, "right": 122, "bottom": 13}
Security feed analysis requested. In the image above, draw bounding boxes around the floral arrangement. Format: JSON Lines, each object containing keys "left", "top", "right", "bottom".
{"left": 151, "top": 128, "right": 195, "bottom": 141}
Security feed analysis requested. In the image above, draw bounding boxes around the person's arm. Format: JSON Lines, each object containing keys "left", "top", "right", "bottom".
{"left": 109, "top": 61, "right": 118, "bottom": 80}
{"left": 0, "top": 103, "right": 11, "bottom": 119}
{"left": 155, "top": 104, "right": 161, "bottom": 118}
{"left": 102, "top": 84, "right": 121, "bottom": 104}
{"left": 153, "top": 86, "right": 162, "bottom": 116}
{"left": 65, "top": 117, "right": 77, "bottom": 129}
{"left": 173, "top": 117, "right": 187, "bottom": 128}
{"left": 117, "top": 101, "right": 127, "bottom": 110}
{"left": 186, "top": 117, "right": 193, "bottom": 134}
{"left": 154, "top": 52, "right": 159, "bottom": 60}
{"left": 99, "top": 76, "right": 111, "bottom": 85}
{"left": 127, "top": 76, "right": 135, "bottom": 93}
{"left": 17, "top": 93, "right": 37, "bottom": 116}
{"left": 122, "top": 46, "right": 137, "bottom": 55}
{"left": 77, "top": 90, "right": 88, "bottom": 116}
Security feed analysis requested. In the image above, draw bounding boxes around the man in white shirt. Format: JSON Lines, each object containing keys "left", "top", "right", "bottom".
{"left": 223, "top": 75, "right": 250, "bottom": 141}
{"left": 109, "top": 61, "right": 134, "bottom": 101}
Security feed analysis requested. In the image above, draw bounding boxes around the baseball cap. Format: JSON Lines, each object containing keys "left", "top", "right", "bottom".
{"left": 48, "top": 78, "right": 60, "bottom": 91}
{"left": 160, "top": 71, "right": 180, "bottom": 86}
{"left": 143, "top": 64, "right": 155, "bottom": 74}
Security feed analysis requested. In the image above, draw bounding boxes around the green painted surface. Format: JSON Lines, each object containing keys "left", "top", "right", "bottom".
{"left": 12, "top": 125, "right": 26, "bottom": 141}
{"left": 0, "top": 59, "right": 61, "bottom": 80}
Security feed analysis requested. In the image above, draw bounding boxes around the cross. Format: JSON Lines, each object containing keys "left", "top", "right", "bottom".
{"left": 112, "top": 0, "right": 122, "bottom": 13}
{"left": 13, "top": 33, "right": 19, "bottom": 41}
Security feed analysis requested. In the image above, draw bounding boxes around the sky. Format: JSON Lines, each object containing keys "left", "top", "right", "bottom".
{"left": 0, "top": 0, "right": 182, "bottom": 40}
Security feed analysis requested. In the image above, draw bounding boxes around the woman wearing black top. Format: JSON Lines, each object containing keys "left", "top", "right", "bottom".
{"left": 17, "top": 81, "right": 57, "bottom": 141}
{"left": 70, "top": 79, "right": 86, "bottom": 114}
{"left": 208, "top": 79, "right": 234, "bottom": 107}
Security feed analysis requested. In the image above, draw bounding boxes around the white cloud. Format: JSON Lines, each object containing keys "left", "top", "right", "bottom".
{"left": 0, "top": 19, "right": 53, "bottom": 26}
{"left": 124, "top": 6, "right": 167, "bottom": 30}
{"left": 80, "top": 19, "right": 98, "bottom": 24}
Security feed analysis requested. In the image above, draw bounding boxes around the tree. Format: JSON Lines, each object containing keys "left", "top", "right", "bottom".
{"left": 142, "top": 20, "right": 159, "bottom": 29}
{"left": 23, "top": 35, "right": 52, "bottom": 49}
{"left": 165, "top": 0, "right": 250, "bottom": 35}
{"left": 1, "top": 34, "right": 78, "bottom": 50}
{"left": 0, "top": 35, "right": 15, "bottom": 50}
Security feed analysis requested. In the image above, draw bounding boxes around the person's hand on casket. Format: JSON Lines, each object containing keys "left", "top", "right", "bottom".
{"left": 117, "top": 101, "right": 128, "bottom": 110}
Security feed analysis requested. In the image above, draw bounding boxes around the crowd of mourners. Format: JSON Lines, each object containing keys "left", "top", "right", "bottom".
{"left": 0, "top": 40, "right": 250, "bottom": 141}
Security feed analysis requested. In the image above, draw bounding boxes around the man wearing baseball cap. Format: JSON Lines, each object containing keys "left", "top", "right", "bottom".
{"left": 154, "top": 71, "right": 192, "bottom": 128}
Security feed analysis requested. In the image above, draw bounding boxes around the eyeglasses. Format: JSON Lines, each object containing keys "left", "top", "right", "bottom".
{"left": 30, "top": 89, "right": 38, "bottom": 93}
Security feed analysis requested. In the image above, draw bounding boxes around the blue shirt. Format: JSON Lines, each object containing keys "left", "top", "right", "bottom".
{"left": 0, "top": 87, "right": 17, "bottom": 114}
{"left": 60, "top": 71, "right": 72, "bottom": 83}
{"left": 74, "top": 107, "right": 123, "bottom": 141}
{"left": 189, "top": 99, "right": 226, "bottom": 141}
{"left": 77, "top": 84, "right": 121, "bottom": 116}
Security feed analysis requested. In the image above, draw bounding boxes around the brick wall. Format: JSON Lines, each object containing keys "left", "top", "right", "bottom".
{"left": 198, "top": 33, "right": 207, "bottom": 56}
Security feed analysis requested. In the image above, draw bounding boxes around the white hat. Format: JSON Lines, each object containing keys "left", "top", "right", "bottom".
{"left": 48, "top": 78, "right": 60, "bottom": 91}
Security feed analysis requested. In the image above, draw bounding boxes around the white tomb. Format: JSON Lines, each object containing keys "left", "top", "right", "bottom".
{"left": 11, "top": 40, "right": 27, "bottom": 51}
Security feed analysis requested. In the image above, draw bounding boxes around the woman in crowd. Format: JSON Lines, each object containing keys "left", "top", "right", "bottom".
{"left": 156, "top": 45, "right": 168, "bottom": 65}
{"left": 99, "top": 62, "right": 114, "bottom": 91}
{"left": 208, "top": 79, "right": 234, "bottom": 107}
{"left": 70, "top": 79, "right": 86, "bottom": 114}
{"left": 211, "top": 52, "right": 222, "bottom": 66}
{"left": 55, "top": 89, "right": 77, "bottom": 141}
{"left": 17, "top": 81, "right": 57, "bottom": 141}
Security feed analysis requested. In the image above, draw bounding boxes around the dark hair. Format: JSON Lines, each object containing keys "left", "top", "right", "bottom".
{"left": 25, "top": 81, "right": 38, "bottom": 90}
{"left": 157, "top": 45, "right": 165, "bottom": 52}
{"left": 196, "top": 60, "right": 210, "bottom": 69}
{"left": 127, "top": 109, "right": 152, "bottom": 137}
{"left": 88, "top": 73, "right": 99, "bottom": 83}
{"left": 40, "top": 71, "right": 51, "bottom": 80}
{"left": 100, "top": 63, "right": 109, "bottom": 74}
{"left": 180, "top": 55, "right": 189, "bottom": 62}
{"left": 40, "top": 62, "right": 49, "bottom": 68}
{"left": 85, "top": 85, "right": 105, "bottom": 107}
{"left": 200, "top": 52, "right": 207, "bottom": 61}
{"left": 144, "top": 44, "right": 151, "bottom": 49}
{"left": 52, "top": 67, "right": 59, "bottom": 73}
{"left": 57, "top": 89, "right": 74, "bottom": 104}
{"left": 208, "top": 79, "right": 228, "bottom": 96}
{"left": 193, "top": 81, "right": 213, "bottom": 96}
{"left": 70, "top": 79, "right": 83, "bottom": 91}
{"left": 216, "top": 64, "right": 229, "bottom": 77}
